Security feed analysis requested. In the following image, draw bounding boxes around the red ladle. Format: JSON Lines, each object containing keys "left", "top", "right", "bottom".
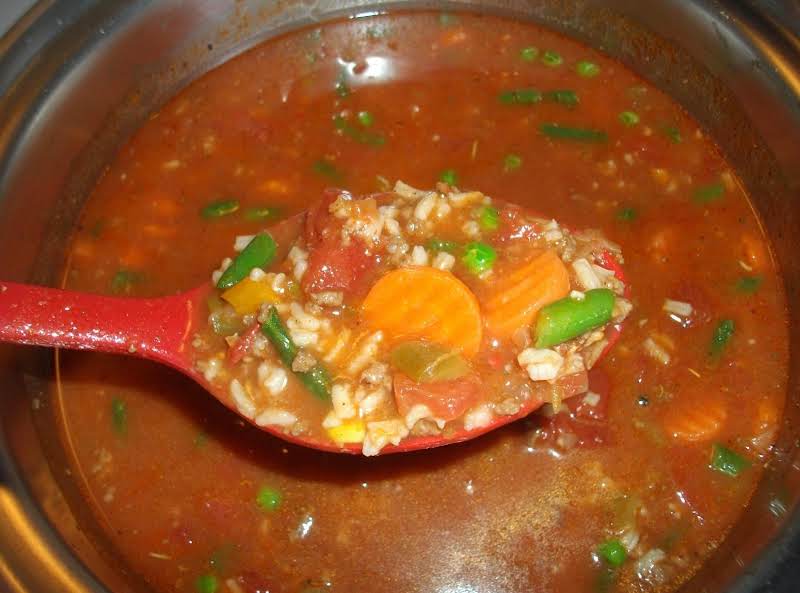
{"left": 0, "top": 226, "right": 627, "bottom": 456}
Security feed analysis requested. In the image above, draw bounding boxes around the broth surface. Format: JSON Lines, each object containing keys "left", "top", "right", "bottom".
{"left": 57, "top": 11, "right": 788, "bottom": 593}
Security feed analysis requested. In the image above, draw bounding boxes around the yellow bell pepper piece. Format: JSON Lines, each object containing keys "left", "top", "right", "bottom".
{"left": 327, "top": 419, "right": 366, "bottom": 444}
{"left": 221, "top": 277, "right": 277, "bottom": 315}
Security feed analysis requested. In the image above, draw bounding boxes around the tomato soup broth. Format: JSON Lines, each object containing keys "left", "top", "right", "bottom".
{"left": 57, "top": 11, "right": 788, "bottom": 593}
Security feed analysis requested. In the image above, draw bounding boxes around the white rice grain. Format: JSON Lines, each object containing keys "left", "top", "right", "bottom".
{"left": 517, "top": 348, "right": 564, "bottom": 381}
{"left": 643, "top": 337, "right": 671, "bottom": 365}
{"left": 362, "top": 419, "right": 409, "bottom": 456}
{"left": 257, "top": 362, "right": 288, "bottom": 395}
{"left": 572, "top": 258, "right": 602, "bottom": 290}
{"left": 432, "top": 251, "right": 456, "bottom": 271}
{"left": 347, "top": 331, "right": 383, "bottom": 376}
{"left": 230, "top": 379, "right": 256, "bottom": 419}
{"left": 662, "top": 298, "right": 693, "bottom": 318}
{"left": 255, "top": 408, "right": 297, "bottom": 427}
{"left": 461, "top": 220, "right": 481, "bottom": 239}
{"left": 331, "top": 382, "right": 357, "bottom": 420}
{"left": 234, "top": 235, "right": 255, "bottom": 252}
{"left": 463, "top": 404, "right": 494, "bottom": 431}
{"left": 393, "top": 180, "right": 429, "bottom": 200}
{"left": 410, "top": 245, "right": 429, "bottom": 266}
{"left": 414, "top": 193, "right": 438, "bottom": 221}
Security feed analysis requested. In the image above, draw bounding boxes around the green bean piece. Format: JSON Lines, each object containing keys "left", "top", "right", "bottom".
{"left": 544, "top": 89, "right": 579, "bottom": 108}
{"left": 261, "top": 306, "right": 298, "bottom": 366}
{"left": 256, "top": 486, "right": 283, "bottom": 511}
{"left": 540, "top": 123, "right": 608, "bottom": 143}
{"left": 693, "top": 182, "right": 725, "bottom": 204}
{"left": 244, "top": 206, "right": 282, "bottom": 221}
{"left": 111, "top": 397, "right": 127, "bottom": 436}
{"left": 541, "top": 50, "right": 563, "bottom": 67}
{"left": 498, "top": 88, "right": 542, "bottom": 105}
{"left": 709, "top": 318, "right": 735, "bottom": 358}
{"left": 201, "top": 199, "right": 240, "bottom": 219}
{"left": 261, "top": 306, "right": 331, "bottom": 401}
{"left": 576, "top": 60, "right": 600, "bottom": 78}
{"left": 439, "top": 168, "right": 458, "bottom": 186}
{"left": 520, "top": 46, "right": 539, "bottom": 62}
{"left": 503, "top": 153, "right": 522, "bottom": 171}
{"left": 535, "top": 288, "right": 615, "bottom": 348}
{"left": 618, "top": 111, "right": 640, "bottom": 127}
{"left": 710, "top": 443, "right": 751, "bottom": 477}
{"left": 216, "top": 233, "right": 277, "bottom": 290}
{"left": 597, "top": 539, "right": 627, "bottom": 567}
{"left": 478, "top": 206, "right": 500, "bottom": 231}
{"left": 427, "top": 238, "right": 459, "bottom": 253}
{"left": 195, "top": 574, "right": 218, "bottom": 593}
{"left": 312, "top": 158, "right": 343, "bottom": 181}
{"left": 357, "top": 110, "right": 374, "bottom": 127}
{"left": 462, "top": 242, "right": 496, "bottom": 275}
{"left": 736, "top": 276, "right": 762, "bottom": 294}
{"left": 616, "top": 207, "right": 638, "bottom": 221}
{"left": 391, "top": 341, "right": 470, "bottom": 383}
{"left": 664, "top": 125, "right": 682, "bottom": 144}
{"left": 297, "top": 365, "right": 332, "bottom": 401}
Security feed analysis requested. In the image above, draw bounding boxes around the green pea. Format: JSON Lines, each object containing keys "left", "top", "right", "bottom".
{"left": 619, "top": 111, "right": 640, "bottom": 127}
{"left": 357, "top": 110, "right": 374, "bottom": 127}
{"left": 439, "top": 169, "right": 458, "bottom": 186}
{"left": 576, "top": 60, "right": 600, "bottom": 78}
{"left": 541, "top": 50, "right": 563, "bottom": 67}
{"left": 195, "top": 574, "right": 218, "bottom": 593}
{"left": 520, "top": 46, "right": 539, "bottom": 62}
{"left": 462, "top": 242, "right": 496, "bottom": 275}
{"left": 597, "top": 539, "right": 627, "bottom": 566}
{"left": 478, "top": 206, "right": 500, "bottom": 231}
{"left": 256, "top": 486, "right": 283, "bottom": 512}
{"left": 503, "top": 154, "right": 522, "bottom": 171}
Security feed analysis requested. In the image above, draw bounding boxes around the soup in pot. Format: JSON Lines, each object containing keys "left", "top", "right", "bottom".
{"left": 56, "top": 10, "right": 788, "bottom": 593}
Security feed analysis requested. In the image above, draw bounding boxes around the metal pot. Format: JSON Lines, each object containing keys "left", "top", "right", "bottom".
{"left": 0, "top": 1, "right": 798, "bottom": 591}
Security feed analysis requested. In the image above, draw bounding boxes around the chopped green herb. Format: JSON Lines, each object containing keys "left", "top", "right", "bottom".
{"left": 462, "top": 242, "right": 496, "bottom": 275}
{"left": 201, "top": 199, "right": 240, "bottom": 219}
{"left": 427, "top": 238, "right": 459, "bottom": 253}
{"left": 520, "top": 46, "right": 539, "bottom": 62}
{"left": 333, "top": 115, "right": 385, "bottom": 146}
{"left": 498, "top": 88, "right": 542, "bottom": 105}
{"left": 439, "top": 12, "right": 458, "bottom": 27}
{"left": 736, "top": 275, "right": 763, "bottom": 294}
{"left": 478, "top": 206, "right": 500, "bottom": 231}
{"left": 541, "top": 50, "right": 563, "bottom": 67}
{"left": 110, "top": 269, "right": 142, "bottom": 295}
{"left": 256, "top": 486, "right": 283, "bottom": 512}
{"left": 709, "top": 318, "right": 735, "bottom": 358}
{"left": 664, "top": 125, "right": 683, "bottom": 143}
{"left": 616, "top": 207, "right": 638, "bottom": 221}
{"left": 244, "top": 206, "right": 282, "bottom": 221}
{"left": 216, "top": 233, "right": 277, "bottom": 290}
{"left": 544, "top": 89, "right": 579, "bottom": 107}
{"left": 540, "top": 123, "right": 608, "bottom": 143}
{"left": 618, "top": 111, "right": 640, "bottom": 127}
{"left": 195, "top": 574, "right": 218, "bottom": 593}
{"left": 576, "top": 60, "right": 600, "bottom": 78}
{"left": 312, "top": 158, "right": 343, "bottom": 181}
{"left": 710, "top": 443, "right": 751, "bottom": 477}
{"left": 503, "top": 153, "right": 522, "bottom": 172}
{"left": 111, "top": 397, "right": 127, "bottom": 435}
{"left": 693, "top": 182, "right": 725, "bottom": 204}
{"left": 357, "top": 110, "right": 374, "bottom": 127}
{"left": 89, "top": 219, "right": 106, "bottom": 238}
{"left": 209, "top": 543, "right": 235, "bottom": 571}
{"left": 597, "top": 539, "right": 627, "bottom": 567}
{"left": 439, "top": 169, "right": 458, "bottom": 186}
{"left": 193, "top": 431, "right": 209, "bottom": 448}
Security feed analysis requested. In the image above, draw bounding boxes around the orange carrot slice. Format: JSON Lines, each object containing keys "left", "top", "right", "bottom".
{"left": 483, "top": 250, "right": 570, "bottom": 337}
{"left": 361, "top": 267, "right": 482, "bottom": 357}
{"left": 662, "top": 392, "right": 728, "bottom": 443}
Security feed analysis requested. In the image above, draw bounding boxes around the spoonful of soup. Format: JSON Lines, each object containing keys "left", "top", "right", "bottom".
{"left": 0, "top": 181, "right": 631, "bottom": 455}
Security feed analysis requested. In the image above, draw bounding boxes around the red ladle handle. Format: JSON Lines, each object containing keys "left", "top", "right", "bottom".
{"left": 0, "top": 281, "right": 200, "bottom": 370}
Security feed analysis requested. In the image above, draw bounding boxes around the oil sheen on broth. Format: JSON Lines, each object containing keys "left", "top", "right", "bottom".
{"left": 57, "top": 11, "right": 788, "bottom": 593}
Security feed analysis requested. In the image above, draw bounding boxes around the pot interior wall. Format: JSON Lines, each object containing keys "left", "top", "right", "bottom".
{"left": 0, "top": 1, "right": 798, "bottom": 592}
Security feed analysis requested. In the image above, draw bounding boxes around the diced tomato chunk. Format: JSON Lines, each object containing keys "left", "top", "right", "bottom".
{"left": 226, "top": 323, "right": 260, "bottom": 366}
{"left": 494, "top": 205, "right": 541, "bottom": 244}
{"left": 302, "top": 236, "right": 376, "bottom": 295}
{"left": 393, "top": 372, "right": 483, "bottom": 421}
{"left": 305, "top": 188, "right": 348, "bottom": 247}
